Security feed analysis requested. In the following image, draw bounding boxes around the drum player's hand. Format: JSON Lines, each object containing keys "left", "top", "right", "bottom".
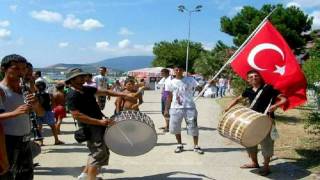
{"left": 268, "top": 104, "right": 278, "bottom": 112}
{"left": 100, "top": 119, "right": 115, "bottom": 126}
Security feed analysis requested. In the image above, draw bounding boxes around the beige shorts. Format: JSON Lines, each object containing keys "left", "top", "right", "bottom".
{"left": 87, "top": 140, "right": 110, "bottom": 167}
{"left": 246, "top": 133, "right": 274, "bottom": 158}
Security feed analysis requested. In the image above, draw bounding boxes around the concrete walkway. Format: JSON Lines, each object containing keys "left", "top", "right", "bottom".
{"left": 34, "top": 90, "right": 312, "bottom": 180}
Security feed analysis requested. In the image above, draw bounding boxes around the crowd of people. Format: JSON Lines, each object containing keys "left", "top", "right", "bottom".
{"left": 0, "top": 54, "right": 288, "bottom": 179}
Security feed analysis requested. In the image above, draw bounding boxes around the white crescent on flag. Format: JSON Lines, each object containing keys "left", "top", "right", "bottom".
{"left": 247, "top": 43, "right": 286, "bottom": 75}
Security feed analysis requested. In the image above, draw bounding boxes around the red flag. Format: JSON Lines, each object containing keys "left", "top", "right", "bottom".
{"left": 231, "top": 20, "right": 307, "bottom": 110}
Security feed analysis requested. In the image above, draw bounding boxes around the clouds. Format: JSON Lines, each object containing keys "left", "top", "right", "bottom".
{"left": 0, "top": 20, "right": 11, "bottom": 40}
{"left": 0, "top": 29, "right": 11, "bottom": 39}
{"left": 63, "top": 15, "right": 104, "bottom": 31}
{"left": 95, "top": 39, "right": 153, "bottom": 56}
{"left": 58, "top": 42, "right": 69, "bottom": 48}
{"left": 96, "top": 41, "right": 110, "bottom": 51}
{"left": 285, "top": 0, "right": 320, "bottom": 8}
{"left": 118, "top": 39, "right": 130, "bottom": 48}
{"left": 310, "top": 11, "right": 320, "bottom": 30}
{"left": 118, "top": 27, "right": 134, "bottom": 36}
{"left": 30, "top": 10, "right": 104, "bottom": 31}
{"left": 30, "top": 10, "right": 63, "bottom": 23}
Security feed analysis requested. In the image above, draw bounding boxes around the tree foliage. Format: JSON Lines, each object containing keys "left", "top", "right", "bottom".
{"left": 303, "top": 38, "right": 320, "bottom": 85}
{"left": 152, "top": 39, "right": 204, "bottom": 72}
{"left": 193, "top": 41, "right": 233, "bottom": 78}
{"left": 220, "top": 4, "right": 313, "bottom": 53}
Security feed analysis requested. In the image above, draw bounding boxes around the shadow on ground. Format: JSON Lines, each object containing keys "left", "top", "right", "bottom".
{"left": 280, "top": 148, "right": 320, "bottom": 172}
{"left": 250, "top": 161, "right": 311, "bottom": 180}
{"left": 35, "top": 166, "right": 124, "bottom": 177}
{"left": 202, "top": 147, "right": 245, "bottom": 153}
{"left": 107, "top": 171, "right": 215, "bottom": 180}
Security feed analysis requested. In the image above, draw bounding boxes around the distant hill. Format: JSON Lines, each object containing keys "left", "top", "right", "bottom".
{"left": 90, "top": 56, "right": 154, "bottom": 71}
{"left": 44, "top": 56, "right": 154, "bottom": 73}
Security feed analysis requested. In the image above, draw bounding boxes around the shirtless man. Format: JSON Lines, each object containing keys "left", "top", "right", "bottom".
{"left": 115, "top": 79, "right": 142, "bottom": 114}
{"left": 52, "top": 83, "right": 66, "bottom": 134}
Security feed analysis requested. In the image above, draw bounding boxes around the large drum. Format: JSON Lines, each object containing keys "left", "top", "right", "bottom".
{"left": 104, "top": 110, "right": 157, "bottom": 156}
{"left": 218, "top": 106, "right": 272, "bottom": 147}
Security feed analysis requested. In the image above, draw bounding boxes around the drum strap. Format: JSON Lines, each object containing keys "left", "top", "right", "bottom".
{"left": 249, "top": 84, "right": 273, "bottom": 115}
{"left": 249, "top": 84, "right": 267, "bottom": 109}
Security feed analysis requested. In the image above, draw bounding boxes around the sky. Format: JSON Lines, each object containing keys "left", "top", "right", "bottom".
{"left": 0, "top": 0, "right": 319, "bottom": 67}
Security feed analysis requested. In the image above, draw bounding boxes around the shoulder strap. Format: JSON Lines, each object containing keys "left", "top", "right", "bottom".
{"left": 249, "top": 84, "right": 267, "bottom": 109}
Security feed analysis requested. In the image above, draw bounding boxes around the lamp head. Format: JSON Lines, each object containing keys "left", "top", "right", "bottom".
{"left": 178, "top": 5, "right": 185, "bottom": 12}
{"left": 195, "top": 5, "right": 202, "bottom": 11}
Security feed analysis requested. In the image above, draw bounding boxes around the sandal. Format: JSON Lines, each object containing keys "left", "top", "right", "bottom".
{"left": 240, "top": 163, "right": 260, "bottom": 169}
{"left": 174, "top": 144, "right": 183, "bottom": 153}
{"left": 162, "top": 127, "right": 169, "bottom": 133}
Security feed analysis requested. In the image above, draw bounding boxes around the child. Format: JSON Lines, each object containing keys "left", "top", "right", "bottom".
{"left": 115, "top": 79, "right": 143, "bottom": 114}
{"left": 35, "top": 81, "right": 64, "bottom": 145}
{"left": 52, "top": 83, "right": 66, "bottom": 134}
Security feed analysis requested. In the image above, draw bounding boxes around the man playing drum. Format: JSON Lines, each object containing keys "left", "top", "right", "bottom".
{"left": 224, "top": 70, "right": 287, "bottom": 176}
{"left": 164, "top": 65, "right": 204, "bottom": 154}
{"left": 65, "top": 68, "right": 129, "bottom": 180}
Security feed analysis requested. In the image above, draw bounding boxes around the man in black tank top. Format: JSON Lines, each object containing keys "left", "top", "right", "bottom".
{"left": 225, "top": 70, "right": 287, "bottom": 176}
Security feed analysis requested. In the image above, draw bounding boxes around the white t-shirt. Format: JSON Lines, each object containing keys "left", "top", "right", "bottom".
{"left": 158, "top": 76, "right": 172, "bottom": 92}
{"left": 93, "top": 75, "right": 109, "bottom": 89}
{"left": 166, "top": 76, "right": 199, "bottom": 109}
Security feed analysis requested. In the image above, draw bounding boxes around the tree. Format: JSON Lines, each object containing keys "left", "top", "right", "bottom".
{"left": 193, "top": 41, "right": 233, "bottom": 78}
{"left": 220, "top": 4, "right": 313, "bottom": 54}
{"left": 152, "top": 39, "right": 204, "bottom": 72}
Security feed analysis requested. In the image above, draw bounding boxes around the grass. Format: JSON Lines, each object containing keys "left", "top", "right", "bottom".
{"left": 215, "top": 96, "right": 320, "bottom": 173}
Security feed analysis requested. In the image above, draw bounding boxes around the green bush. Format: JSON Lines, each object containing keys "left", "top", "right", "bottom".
{"left": 304, "top": 111, "right": 320, "bottom": 135}
{"left": 231, "top": 76, "right": 247, "bottom": 96}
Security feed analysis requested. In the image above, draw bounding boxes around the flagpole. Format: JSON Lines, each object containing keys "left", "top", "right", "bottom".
{"left": 194, "top": 7, "right": 277, "bottom": 101}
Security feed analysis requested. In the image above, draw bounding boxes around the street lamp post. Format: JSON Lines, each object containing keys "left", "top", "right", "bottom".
{"left": 178, "top": 5, "right": 202, "bottom": 75}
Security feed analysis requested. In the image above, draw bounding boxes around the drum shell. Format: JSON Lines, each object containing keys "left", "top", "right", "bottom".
{"left": 218, "top": 106, "right": 272, "bottom": 147}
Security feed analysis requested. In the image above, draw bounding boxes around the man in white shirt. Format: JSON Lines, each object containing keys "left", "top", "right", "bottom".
{"left": 93, "top": 67, "right": 109, "bottom": 110}
{"left": 164, "top": 66, "right": 204, "bottom": 154}
{"left": 158, "top": 68, "right": 172, "bottom": 132}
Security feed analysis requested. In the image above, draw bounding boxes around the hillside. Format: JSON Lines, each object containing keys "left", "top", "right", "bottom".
{"left": 44, "top": 56, "right": 154, "bottom": 73}
{"left": 90, "top": 56, "right": 154, "bottom": 71}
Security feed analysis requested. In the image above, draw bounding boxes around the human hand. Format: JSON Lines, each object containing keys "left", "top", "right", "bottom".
{"left": 268, "top": 105, "right": 278, "bottom": 112}
{"left": 100, "top": 119, "right": 115, "bottom": 126}
{"left": 13, "top": 104, "right": 31, "bottom": 115}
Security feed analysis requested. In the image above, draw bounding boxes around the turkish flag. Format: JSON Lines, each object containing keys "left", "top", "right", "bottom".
{"left": 231, "top": 20, "right": 307, "bottom": 110}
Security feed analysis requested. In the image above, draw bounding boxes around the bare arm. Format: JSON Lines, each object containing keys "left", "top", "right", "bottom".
{"left": 70, "top": 110, "right": 113, "bottom": 126}
{"left": 268, "top": 94, "right": 287, "bottom": 112}
{"left": 224, "top": 95, "right": 243, "bottom": 112}
{"left": 163, "top": 92, "right": 172, "bottom": 117}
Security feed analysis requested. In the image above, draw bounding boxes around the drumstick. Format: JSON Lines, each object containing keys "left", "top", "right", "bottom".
{"left": 115, "top": 126, "right": 134, "bottom": 147}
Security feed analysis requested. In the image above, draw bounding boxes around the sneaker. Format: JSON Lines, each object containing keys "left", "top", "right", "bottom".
{"left": 194, "top": 146, "right": 204, "bottom": 154}
{"left": 174, "top": 144, "right": 184, "bottom": 153}
{"left": 77, "top": 173, "right": 87, "bottom": 180}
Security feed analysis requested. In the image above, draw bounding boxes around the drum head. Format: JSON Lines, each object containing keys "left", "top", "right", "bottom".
{"left": 104, "top": 120, "right": 157, "bottom": 156}
{"left": 241, "top": 115, "right": 272, "bottom": 147}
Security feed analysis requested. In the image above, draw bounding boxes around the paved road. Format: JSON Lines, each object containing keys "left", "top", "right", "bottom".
{"left": 34, "top": 90, "right": 313, "bottom": 180}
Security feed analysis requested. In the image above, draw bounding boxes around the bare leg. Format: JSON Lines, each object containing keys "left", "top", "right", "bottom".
{"left": 56, "top": 117, "right": 62, "bottom": 134}
{"left": 175, "top": 134, "right": 182, "bottom": 144}
{"left": 87, "top": 166, "right": 98, "bottom": 180}
{"left": 49, "top": 125, "right": 63, "bottom": 144}
{"left": 241, "top": 152, "right": 259, "bottom": 168}
{"left": 260, "top": 156, "right": 271, "bottom": 176}
{"left": 193, "top": 136, "right": 199, "bottom": 146}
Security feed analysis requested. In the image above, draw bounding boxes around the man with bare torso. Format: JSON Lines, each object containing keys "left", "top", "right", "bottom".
{"left": 52, "top": 83, "right": 66, "bottom": 134}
